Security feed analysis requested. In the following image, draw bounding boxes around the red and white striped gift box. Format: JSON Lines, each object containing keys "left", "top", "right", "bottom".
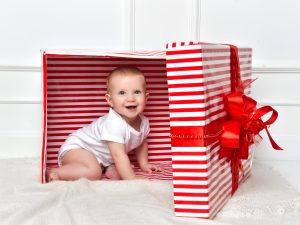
{"left": 166, "top": 41, "right": 252, "bottom": 219}
{"left": 41, "top": 42, "right": 253, "bottom": 219}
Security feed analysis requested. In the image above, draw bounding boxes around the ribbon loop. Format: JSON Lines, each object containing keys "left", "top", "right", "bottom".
{"left": 251, "top": 106, "right": 278, "bottom": 126}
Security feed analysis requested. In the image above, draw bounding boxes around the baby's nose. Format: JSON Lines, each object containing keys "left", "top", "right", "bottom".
{"left": 127, "top": 93, "right": 135, "bottom": 101}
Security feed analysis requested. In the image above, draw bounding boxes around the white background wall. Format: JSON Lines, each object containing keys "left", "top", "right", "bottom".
{"left": 0, "top": 0, "right": 299, "bottom": 161}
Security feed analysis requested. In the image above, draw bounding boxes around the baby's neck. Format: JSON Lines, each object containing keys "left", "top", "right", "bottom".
{"left": 126, "top": 116, "right": 141, "bottom": 131}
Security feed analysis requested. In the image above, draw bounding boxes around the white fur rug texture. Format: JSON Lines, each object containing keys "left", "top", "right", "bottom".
{"left": 0, "top": 158, "right": 299, "bottom": 225}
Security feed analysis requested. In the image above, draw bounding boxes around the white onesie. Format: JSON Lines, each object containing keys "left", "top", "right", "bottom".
{"left": 58, "top": 108, "right": 150, "bottom": 167}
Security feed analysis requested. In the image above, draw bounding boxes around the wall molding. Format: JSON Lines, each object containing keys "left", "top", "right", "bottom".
{"left": 188, "top": 0, "right": 201, "bottom": 41}
{"left": 0, "top": 65, "right": 300, "bottom": 74}
{"left": 0, "top": 65, "right": 40, "bottom": 72}
{"left": 1, "top": 98, "right": 298, "bottom": 106}
{"left": 252, "top": 67, "right": 300, "bottom": 74}
{"left": 0, "top": 97, "right": 42, "bottom": 104}
{"left": 257, "top": 100, "right": 300, "bottom": 107}
{"left": 0, "top": 131, "right": 41, "bottom": 137}
{"left": 126, "top": 0, "right": 135, "bottom": 51}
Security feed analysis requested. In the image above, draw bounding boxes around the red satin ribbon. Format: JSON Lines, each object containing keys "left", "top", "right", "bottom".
{"left": 220, "top": 45, "right": 283, "bottom": 194}
{"left": 170, "top": 117, "right": 225, "bottom": 147}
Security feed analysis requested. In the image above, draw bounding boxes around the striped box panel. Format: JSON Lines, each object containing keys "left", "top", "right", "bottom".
{"left": 166, "top": 42, "right": 252, "bottom": 219}
{"left": 42, "top": 51, "right": 173, "bottom": 182}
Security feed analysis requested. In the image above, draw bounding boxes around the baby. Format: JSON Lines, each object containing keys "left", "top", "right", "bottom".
{"left": 47, "top": 66, "right": 161, "bottom": 182}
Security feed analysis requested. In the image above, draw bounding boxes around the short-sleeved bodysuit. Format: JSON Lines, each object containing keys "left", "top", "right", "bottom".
{"left": 58, "top": 108, "right": 150, "bottom": 167}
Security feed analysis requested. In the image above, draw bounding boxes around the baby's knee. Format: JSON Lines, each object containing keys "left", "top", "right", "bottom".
{"left": 86, "top": 167, "right": 102, "bottom": 180}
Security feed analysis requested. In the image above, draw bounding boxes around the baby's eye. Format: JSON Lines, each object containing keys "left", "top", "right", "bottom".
{"left": 134, "top": 90, "right": 142, "bottom": 94}
{"left": 118, "top": 90, "right": 126, "bottom": 95}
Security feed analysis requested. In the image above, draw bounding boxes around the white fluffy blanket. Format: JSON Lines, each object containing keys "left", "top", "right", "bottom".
{"left": 0, "top": 158, "right": 299, "bottom": 225}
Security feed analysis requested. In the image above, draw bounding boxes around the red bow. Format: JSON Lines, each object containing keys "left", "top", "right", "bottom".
{"left": 219, "top": 93, "right": 283, "bottom": 160}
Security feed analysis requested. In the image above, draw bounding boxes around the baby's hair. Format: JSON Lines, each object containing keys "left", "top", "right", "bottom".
{"left": 106, "top": 66, "right": 146, "bottom": 92}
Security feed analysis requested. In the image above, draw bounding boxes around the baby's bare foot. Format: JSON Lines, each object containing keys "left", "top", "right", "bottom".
{"left": 46, "top": 168, "right": 60, "bottom": 182}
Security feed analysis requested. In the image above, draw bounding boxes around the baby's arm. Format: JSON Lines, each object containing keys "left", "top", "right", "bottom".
{"left": 106, "top": 141, "right": 137, "bottom": 180}
{"left": 135, "top": 139, "right": 162, "bottom": 173}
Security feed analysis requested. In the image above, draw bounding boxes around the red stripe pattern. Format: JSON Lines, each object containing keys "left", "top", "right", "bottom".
{"left": 166, "top": 42, "right": 252, "bottom": 219}
{"left": 43, "top": 50, "right": 173, "bottom": 181}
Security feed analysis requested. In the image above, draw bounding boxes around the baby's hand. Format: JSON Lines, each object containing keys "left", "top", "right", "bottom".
{"left": 141, "top": 163, "right": 163, "bottom": 174}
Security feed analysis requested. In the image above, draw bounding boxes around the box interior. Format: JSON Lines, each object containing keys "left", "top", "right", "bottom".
{"left": 45, "top": 55, "right": 173, "bottom": 179}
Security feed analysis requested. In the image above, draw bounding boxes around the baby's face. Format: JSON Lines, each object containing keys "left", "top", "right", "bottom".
{"left": 105, "top": 73, "right": 148, "bottom": 124}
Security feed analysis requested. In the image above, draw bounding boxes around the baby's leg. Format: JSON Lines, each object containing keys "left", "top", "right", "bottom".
{"left": 105, "top": 164, "right": 121, "bottom": 180}
{"left": 105, "top": 164, "right": 135, "bottom": 180}
{"left": 47, "top": 148, "right": 102, "bottom": 182}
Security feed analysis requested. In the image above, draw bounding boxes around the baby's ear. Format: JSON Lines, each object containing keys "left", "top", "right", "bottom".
{"left": 105, "top": 93, "right": 113, "bottom": 107}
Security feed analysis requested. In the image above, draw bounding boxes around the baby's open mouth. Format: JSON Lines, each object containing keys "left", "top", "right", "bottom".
{"left": 126, "top": 106, "right": 137, "bottom": 109}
